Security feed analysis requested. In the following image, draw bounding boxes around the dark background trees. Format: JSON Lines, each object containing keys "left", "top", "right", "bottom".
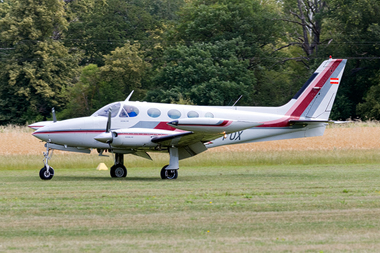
{"left": 0, "top": 0, "right": 379, "bottom": 124}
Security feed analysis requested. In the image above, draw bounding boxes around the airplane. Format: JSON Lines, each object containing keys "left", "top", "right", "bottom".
{"left": 29, "top": 57, "right": 347, "bottom": 180}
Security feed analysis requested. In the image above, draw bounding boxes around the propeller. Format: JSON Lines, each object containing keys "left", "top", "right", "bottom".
{"left": 106, "top": 107, "right": 111, "bottom": 133}
{"left": 94, "top": 109, "right": 114, "bottom": 144}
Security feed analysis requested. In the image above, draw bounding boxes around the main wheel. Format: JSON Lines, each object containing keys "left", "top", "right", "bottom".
{"left": 39, "top": 166, "right": 54, "bottom": 180}
{"left": 110, "top": 164, "right": 127, "bottom": 178}
{"left": 160, "top": 165, "right": 178, "bottom": 180}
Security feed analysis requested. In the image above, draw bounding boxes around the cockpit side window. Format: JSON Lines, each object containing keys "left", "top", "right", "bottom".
{"left": 119, "top": 105, "right": 139, "bottom": 118}
{"left": 92, "top": 103, "right": 121, "bottom": 117}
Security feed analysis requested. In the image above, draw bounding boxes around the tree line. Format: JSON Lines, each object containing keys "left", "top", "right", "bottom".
{"left": 0, "top": 0, "right": 379, "bottom": 124}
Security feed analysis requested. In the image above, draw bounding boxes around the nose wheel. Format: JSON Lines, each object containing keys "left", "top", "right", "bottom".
{"left": 39, "top": 166, "right": 54, "bottom": 180}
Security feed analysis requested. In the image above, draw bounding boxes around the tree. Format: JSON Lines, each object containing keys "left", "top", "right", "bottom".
{"left": 65, "top": 0, "right": 158, "bottom": 66}
{"left": 326, "top": 0, "right": 380, "bottom": 119}
{"left": 145, "top": 38, "right": 255, "bottom": 106}
{"left": 60, "top": 42, "right": 148, "bottom": 119}
{"left": 174, "top": 0, "right": 281, "bottom": 63}
{"left": 281, "top": 0, "right": 329, "bottom": 58}
{"left": 356, "top": 69, "right": 380, "bottom": 120}
{"left": 0, "top": 0, "right": 80, "bottom": 124}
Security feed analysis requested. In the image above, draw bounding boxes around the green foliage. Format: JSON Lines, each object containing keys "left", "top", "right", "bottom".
{"left": 357, "top": 71, "right": 380, "bottom": 120}
{"left": 1, "top": 0, "right": 380, "bottom": 123}
{"left": 174, "top": 0, "right": 280, "bottom": 60}
{"left": 145, "top": 38, "right": 255, "bottom": 105}
{"left": 60, "top": 42, "right": 148, "bottom": 119}
{"left": 325, "top": 0, "right": 380, "bottom": 119}
{"left": 0, "top": 0, "right": 80, "bottom": 124}
{"left": 65, "top": 0, "right": 159, "bottom": 66}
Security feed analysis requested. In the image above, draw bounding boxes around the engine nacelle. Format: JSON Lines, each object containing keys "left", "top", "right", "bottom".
{"left": 111, "top": 128, "right": 175, "bottom": 147}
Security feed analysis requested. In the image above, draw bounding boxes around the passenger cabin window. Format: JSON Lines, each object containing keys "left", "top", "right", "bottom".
{"left": 119, "top": 105, "right": 139, "bottom": 118}
{"left": 205, "top": 112, "right": 214, "bottom": 118}
{"left": 168, "top": 109, "right": 181, "bottom": 119}
{"left": 92, "top": 103, "right": 120, "bottom": 117}
{"left": 187, "top": 111, "right": 199, "bottom": 118}
{"left": 147, "top": 108, "right": 161, "bottom": 118}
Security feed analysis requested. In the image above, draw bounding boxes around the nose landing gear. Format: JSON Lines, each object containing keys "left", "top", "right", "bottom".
{"left": 40, "top": 146, "right": 54, "bottom": 180}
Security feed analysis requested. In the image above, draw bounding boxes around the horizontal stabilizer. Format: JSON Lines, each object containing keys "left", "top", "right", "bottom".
{"left": 289, "top": 119, "right": 352, "bottom": 126}
{"left": 289, "top": 120, "right": 329, "bottom": 126}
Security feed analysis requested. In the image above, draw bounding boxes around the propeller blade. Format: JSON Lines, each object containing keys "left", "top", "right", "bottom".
{"left": 106, "top": 108, "right": 112, "bottom": 133}
{"left": 94, "top": 108, "right": 114, "bottom": 143}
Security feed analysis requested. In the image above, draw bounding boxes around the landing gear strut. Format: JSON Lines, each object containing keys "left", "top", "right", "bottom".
{"left": 110, "top": 153, "right": 127, "bottom": 178}
{"left": 160, "top": 147, "right": 179, "bottom": 179}
{"left": 40, "top": 145, "right": 54, "bottom": 180}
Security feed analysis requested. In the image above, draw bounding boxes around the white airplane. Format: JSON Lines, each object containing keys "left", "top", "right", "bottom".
{"left": 29, "top": 57, "right": 347, "bottom": 180}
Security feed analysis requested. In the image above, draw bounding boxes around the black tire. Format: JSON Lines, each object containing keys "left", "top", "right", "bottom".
{"left": 160, "top": 165, "right": 178, "bottom": 180}
{"left": 110, "top": 164, "right": 127, "bottom": 178}
{"left": 39, "top": 166, "right": 54, "bottom": 180}
{"left": 160, "top": 165, "right": 168, "bottom": 179}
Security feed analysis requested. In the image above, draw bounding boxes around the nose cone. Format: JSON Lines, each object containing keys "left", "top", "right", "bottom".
{"left": 32, "top": 125, "right": 51, "bottom": 142}
{"left": 94, "top": 132, "right": 113, "bottom": 143}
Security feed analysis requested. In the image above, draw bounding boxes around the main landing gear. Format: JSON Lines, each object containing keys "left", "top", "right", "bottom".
{"left": 110, "top": 153, "right": 127, "bottom": 178}
{"left": 110, "top": 153, "right": 179, "bottom": 179}
{"left": 40, "top": 146, "right": 54, "bottom": 180}
{"left": 160, "top": 147, "right": 179, "bottom": 180}
{"left": 160, "top": 165, "right": 178, "bottom": 179}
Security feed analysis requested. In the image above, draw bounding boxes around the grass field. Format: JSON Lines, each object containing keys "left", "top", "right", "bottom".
{"left": 1, "top": 123, "right": 380, "bottom": 252}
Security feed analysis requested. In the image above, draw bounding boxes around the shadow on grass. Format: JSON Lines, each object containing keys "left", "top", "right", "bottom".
{"left": 53, "top": 176, "right": 163, "bottom": 182}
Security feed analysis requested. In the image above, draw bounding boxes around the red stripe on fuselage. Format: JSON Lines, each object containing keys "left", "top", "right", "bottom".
{"left": 33, "top": 130, "right": 104, "bottom": 135}
{"left": 118, "top": 133, "right": 167, "bottom": 136}
{"left": 177, "top": 120, "right": 232, "bottom": 127}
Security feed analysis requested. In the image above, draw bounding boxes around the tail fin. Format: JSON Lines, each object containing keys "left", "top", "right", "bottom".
{"left": 286, "top": 58, "right": 347, "bottom": 120}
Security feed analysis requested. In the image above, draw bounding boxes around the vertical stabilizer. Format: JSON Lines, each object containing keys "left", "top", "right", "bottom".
{"left": 287, "top": 58, "right": 347, "bottom": 120}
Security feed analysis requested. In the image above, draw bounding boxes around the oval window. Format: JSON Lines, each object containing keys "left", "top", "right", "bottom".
{"left": 119, "top": 105, "right": 139, "bottom": 118}
{"left": 205, "top": 112, "right": 214, "bottom": 118}
{"left": 168, "top": 109, "right": 181, "bottom": 119}
{"left": 147, "top": 108, "right": 161, "bottom": 118}
{"left": 187, "top": 111, "right": 199, "bottom": 118}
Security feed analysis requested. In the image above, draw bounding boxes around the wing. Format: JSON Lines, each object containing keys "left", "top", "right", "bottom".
{"left": 151, "top": 118, "right": 259, "bottom": 160}
{"left": 151, "top": 130, "right": 224, "bottom": 160}
{"left": 151, "top": 130, "right": 223, "bottom": 147}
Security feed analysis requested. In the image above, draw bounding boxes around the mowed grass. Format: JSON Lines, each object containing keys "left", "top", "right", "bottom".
{"left": 1, "top": 165, "right": 380, "bottom": 252}
{"left": 1, "top": 123, "right": 380, "bottom": 252}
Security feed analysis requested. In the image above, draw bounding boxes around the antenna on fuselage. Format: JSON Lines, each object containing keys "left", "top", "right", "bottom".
{"left": 232, "top": 95, "right": 243, "bottom": 106}
{"left": 52, "top": 108, "right": 57, "bottom": 123}
{"left": 125, "top": 90, "right": 134, "bottom": 101}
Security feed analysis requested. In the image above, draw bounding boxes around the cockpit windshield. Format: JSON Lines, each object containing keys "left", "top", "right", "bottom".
{"left": 91, "top": 103, "right": 121, "bottom": 117}
{"left": 119, "top": 104, "right": 139, "bottom": 118}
